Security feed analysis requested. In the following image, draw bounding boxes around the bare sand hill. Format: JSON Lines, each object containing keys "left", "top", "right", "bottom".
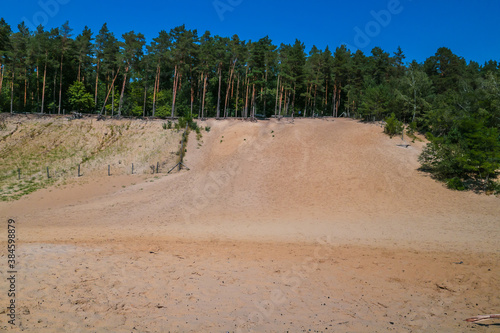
{"left": 1, "top": 118, "right": 499, "bottom": 332}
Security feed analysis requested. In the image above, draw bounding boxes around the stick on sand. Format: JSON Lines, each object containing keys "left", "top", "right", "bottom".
{"left": 465, "top": 314, "right": 500, "bottom": 323}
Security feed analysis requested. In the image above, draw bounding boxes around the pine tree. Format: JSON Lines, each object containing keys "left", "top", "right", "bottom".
{"left": 0, "top": 18, "right": 12, "bottom": 111}
{"left": 118, "top": 31, "right": 145, "bottom": 116}
{"left": 57, "top": 21, "right": 73, "bottom": 114}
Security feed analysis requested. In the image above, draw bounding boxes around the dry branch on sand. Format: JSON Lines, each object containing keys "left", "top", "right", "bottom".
{"left": 465, "top": 314, "right": 500, "bottom": 323}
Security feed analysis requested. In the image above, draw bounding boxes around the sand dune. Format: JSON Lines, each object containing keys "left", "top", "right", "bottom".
{"left": 1, "top": 118, "right": 498, "bottom": 332}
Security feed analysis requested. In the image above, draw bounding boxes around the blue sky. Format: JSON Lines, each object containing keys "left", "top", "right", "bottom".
{"left": 3, "top": 0, "right": 500, "bottom": 64}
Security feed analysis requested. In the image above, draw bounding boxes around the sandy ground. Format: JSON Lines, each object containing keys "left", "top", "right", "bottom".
{"left": 1, "top": 118, "right": 499, "bottom": 332}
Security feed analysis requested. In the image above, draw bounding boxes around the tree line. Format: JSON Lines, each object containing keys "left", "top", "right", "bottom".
{"left": 0, "top": 19, "right": 499, "bottom": 191}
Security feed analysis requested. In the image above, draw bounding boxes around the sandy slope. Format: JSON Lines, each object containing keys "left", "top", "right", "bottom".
{"left": 1, "top": 118, "right": 499, "bottom": 332}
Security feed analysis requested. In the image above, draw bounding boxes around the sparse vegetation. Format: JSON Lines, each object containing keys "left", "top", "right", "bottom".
{"left": 0, "top": 115, "right": 6, "bottom": 130}
{"left": 0, "top": 116, "right": 182, "bottom": 200}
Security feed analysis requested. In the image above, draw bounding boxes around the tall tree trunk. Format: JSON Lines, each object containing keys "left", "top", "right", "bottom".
{"left": 274, "top": 75, "right": 280, "bottom": 116}
{"left": 304, "top": 84, "right": 311, "bottom": 117}
{"left": 0, "top": 62, "right": 4, "bottom": 96}
{"left": 411, "top": 71, "right": 417, "bottom": 123}
{"left": 119, "top": 65, "right": 129, "bottom": 116}
{"left": 324, "top": 79, "right": 328, "bottom": 112}
{"left": 190, "top": 83, "right": 194, "bottom": 118}
{"left": 111, "top": 78, "right": 114, "bottom": 116}
{"left": 313, "top": 84, "right": 318, "bottom": 116}
{"left": 10, "top": 71, "right": 14, "bottom": 114}
{"left": 336, "top": 83, "right": 341, "bottom": 117}
{"left": 216, "top": 65, "right": 222, "bottom": 118}
{"left": 201, "top": 72, "right": 207, "bottom": 119}
{"left": 243, "top": 67, "right": 249, "bottom": 118}
{"left": 197, "top": 74, "right": 202, "bottom": 117}
{"left": 58, "top": 53, "right": 63, "bottom": 114}
{"left": 197, "top": 75, "right": 200, "bottom": 117}
{"left": 77, "top": 60, "right": 81, "bottom": 82}
{"left": 235, "top": 75, "right": 240, "bottom": 118}
{"left": 333, "top": 84, "right": 337, "bottom": 117}
{"left": 278, "top": 83, "right": 283, "bottom": 116}
{"left": 189, "top": 71, "right": 194, "bottom": 118}
{"left": 263, "top": 69, "right": 268, "bottom": 115}
{"left": 244, "top": 78, "right": 249, "bottom": 118}
{"left": 283, "top": 87, "right": 288, "bottom": 115}
{"left": 153, "top": 65, "right": 161, "bottom": 117}
{"left": 94, "top": 59, "right": 100, "bottom": 106}
{"left": 36, "top": 65, "right": 39, "bottom": 111}
{"left": 143, "top": 84, "right": 147, "bottom": 117}
{"left": 41, "top": 60, "right": 47, "bottom": 114}
{"left": 285, "top": 90, "right": 290, "bottom": 115}
{"left": 101, "top": 67, "right": 120, "bottom": 114}
{"left": 171, "top": 65, "right": 178, "bottom": 119}
{"left": 24, "top": 68, "right": 27, "bottom": 108}
{"left": 252, "top": 84, "right": 256, "bottom": 118}
{"left": 224, "top": 61, "right": 235, "bottom": 118}
{"left": 53, "top": 72, "right": 57, "bottom": 114}
{"left": 152, "top": 66, "right": 158, "bottom": 117}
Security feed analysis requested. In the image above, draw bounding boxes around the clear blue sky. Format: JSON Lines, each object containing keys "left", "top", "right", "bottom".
{"left": 3, "top": 0, "right": 500, "bottom": 64}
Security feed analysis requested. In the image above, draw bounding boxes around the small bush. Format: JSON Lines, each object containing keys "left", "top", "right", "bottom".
{"left": 384, "top": 113, "right": 403, "bottom": 138}
{"left": 205, "top": 126, "right": 211, "bottom": 132}
{"left": 167, "top": 120, "right": 172, "bottom": 129}
{"left": 162, "top": 123, "right": 167, "bottom": 130}
{"left": 189, "top": 120, "right": 199, "bottom": 131}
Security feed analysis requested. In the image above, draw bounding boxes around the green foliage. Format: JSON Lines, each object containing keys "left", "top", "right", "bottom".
{"left": 446, "top": 177, "right": 466, "bottom": 191}
{"left": 154, "top": 91, "right": 173, "bottom": 118}
{"left": 419, "top": 117, "right": 500, "bottom": 191}
{"left": 177, "top": 115, "right": 199, "bottom": 132}
{"left": 68, "top": 81, "right": 94, "bottom": 112}
{"left": 359, "top": 85, "right": 390, "bottom": 120}
{"left": 384, "top": 113, "right": 403, "bottom": 138}
{"left": 104, "top": 93, "right": 120, "bottom": 115}
{"left": 162, "top": 123, "right": 167, "bottom": 130}
{"left": 205, "top": 126, "right": 211, "bottom": 132}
